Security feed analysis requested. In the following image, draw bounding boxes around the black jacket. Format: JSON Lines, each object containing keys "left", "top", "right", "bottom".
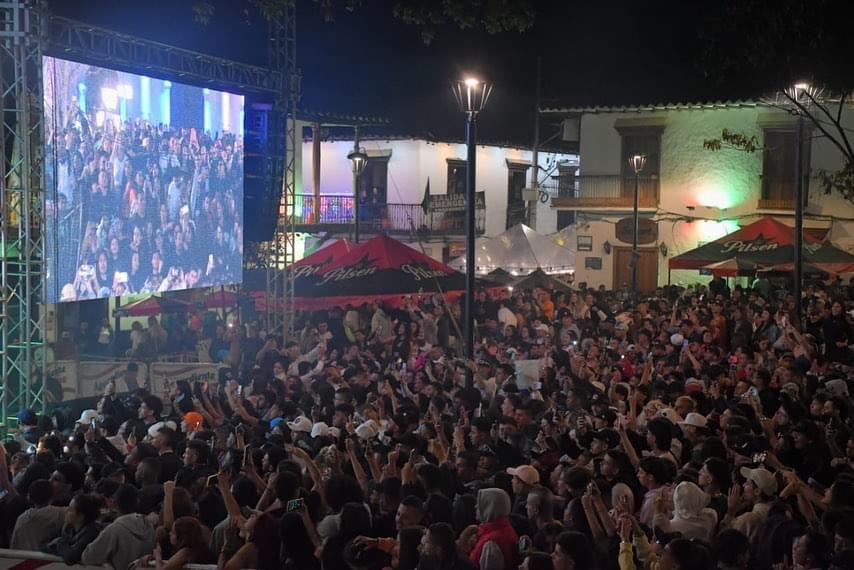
{"left": 51, "top": 522, "right": 103, "bottom": 565}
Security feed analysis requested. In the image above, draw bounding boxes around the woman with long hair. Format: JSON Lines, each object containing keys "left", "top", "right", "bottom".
{"left": 154, "top": 516, "right": 214, "bottom": 570}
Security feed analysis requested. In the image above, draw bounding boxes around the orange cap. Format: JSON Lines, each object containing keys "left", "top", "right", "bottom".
{"left": 184, "top": 412, "right": 204, "bottom": 430}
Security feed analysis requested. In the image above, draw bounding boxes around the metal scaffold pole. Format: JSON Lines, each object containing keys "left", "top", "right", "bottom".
{"left": 265, "top": 1, "right": 299, "bottom": 339}
{"left": 0, "top": 0, "right": 47, "bottom": 432}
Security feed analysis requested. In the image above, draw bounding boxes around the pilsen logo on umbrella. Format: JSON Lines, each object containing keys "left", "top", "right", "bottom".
{"left": 316, "top": 256, "right": 377, "bottom": 286}
{"left": 720, "top": 235, "right": 779, "bottom": 254}
{"left": 315, "top": 255, "right": 450, "bottom": 286}
{"left": 292, "top": 263, "right": 325, "bottom": 279}
{"left": 401, "top": 264, "right": 451, "bottom": 281}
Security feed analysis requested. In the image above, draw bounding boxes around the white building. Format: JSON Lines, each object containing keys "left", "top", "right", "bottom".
{"left": 294, "top": 124, "right": 577, "bottom": 261}
{"left": 540, "top": 100, "right": 854, "bottom": 290}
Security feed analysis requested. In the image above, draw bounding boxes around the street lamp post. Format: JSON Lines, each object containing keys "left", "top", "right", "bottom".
{"left": 787, "top": 81, "right": 818, "bottom": 329}
{"left": 628, "top": 154, "right": 647, "bottom": 293}
{"left": 452, "top": 77, "right": 492, "bottom": 359}
{"left": 347, "top": 127, "right": 368, "bottom": 243}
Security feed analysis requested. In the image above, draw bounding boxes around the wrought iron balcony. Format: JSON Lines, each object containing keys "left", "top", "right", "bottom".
{"left": 290, "top": 194, "right": 485, "bottom": 235}
{"left": 547, "top": 174, "right": 659, "bottom": 209}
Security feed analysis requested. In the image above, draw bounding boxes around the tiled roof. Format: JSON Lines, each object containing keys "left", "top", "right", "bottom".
{"left": 540, "top": 100, "right": 762, "bottom": 114}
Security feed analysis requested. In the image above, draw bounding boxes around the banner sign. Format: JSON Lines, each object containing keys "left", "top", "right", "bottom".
{"left": 149, "top": 362, "right": 222, "bottom": 399}
{"left": 52, "top": 360, "right": 79, "bottom": 401}
{"left": 77, "top": 361, "right": 144, "bottom": 398}
{"left": 427, "top": 191, "right": 485, "bottom": 212}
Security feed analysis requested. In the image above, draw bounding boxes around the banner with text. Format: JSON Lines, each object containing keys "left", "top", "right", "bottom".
{"left": 149, "top": 362, "right": 222, "bottom": 399}
{"left": 52, "top": 360, "right": 79, "bottom": 401}
{"left": 77, "top": 361, "right": 145, "bottom": 398}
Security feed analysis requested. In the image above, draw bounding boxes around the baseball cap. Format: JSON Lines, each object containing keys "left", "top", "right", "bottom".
{"left": 355, "top": 420, "right": 379, "bottom": 440}
{"left": 678, "top": 412, "right": 708, "bottom": 429}
{"left": 269, "top": 417, "right": 285, "bottom": 430}
{"left": 311, "top": 422, "right": 331, "bottom": 438}
{"left": 183, "top": 412, "right": 204, "bottom": 429}
{"left": 147, "top": 420, "right": 177, "bottom": 438}
{"left": 17, "top": 408, "right": 37, "bottom": 426}
{"left": 78, "top": 409, "right": 99, "bottom": 425}
{"left": 506, "top": 465, "right": 540, "bottom": 486}
{"left": 739, "top": 466, "right": 778, "bottom": 496}
{"left": 670, "top": 333, "right": 685, "bottom": 346}
{"left": 287, "top": 416, "right": 312, "bottom": 433}
{"left": 824, "top": 378, "right": 849, "bottom": 398}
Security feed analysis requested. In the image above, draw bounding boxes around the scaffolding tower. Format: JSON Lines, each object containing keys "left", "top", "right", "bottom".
{"left": 0, "top": 0, "right": 47, "bottom": 433}
{"left": 265, "top": 2, "right": 299, "bottom": 339}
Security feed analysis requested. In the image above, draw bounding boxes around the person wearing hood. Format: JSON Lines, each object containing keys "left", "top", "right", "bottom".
{"left": 82, "top": 483, "right": 155, "bottom": 570}
{"left": 652, "top": 481, "right": 718, "bottom": 542}
{"left": 469, "top": 488, "right": 518, "bottom": 570}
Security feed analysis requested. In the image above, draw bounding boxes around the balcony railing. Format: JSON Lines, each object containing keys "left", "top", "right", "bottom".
{"left": 291, "top": 194, "right": 485, "bottom": 235}
{"left": 546, "top": 174, "right": 659, "bottom": 209}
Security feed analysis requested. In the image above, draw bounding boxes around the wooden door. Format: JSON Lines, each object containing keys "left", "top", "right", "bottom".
{"left": 613, "top": 246, "right": 658, "bottom": 292}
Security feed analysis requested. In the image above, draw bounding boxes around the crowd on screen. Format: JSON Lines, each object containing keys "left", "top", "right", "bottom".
{"left": 2, "top": 275, "right": 854, "bottom": 570}
{"left": 45, "top": 102, "right": 244, "bottom": 302}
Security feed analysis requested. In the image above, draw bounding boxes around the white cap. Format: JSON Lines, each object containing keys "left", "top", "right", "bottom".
{"left": 78, "top": 409, "right": 99, "bottom": 425}
{"left": 355, "top": 420, "right": 379, "bottom": 440}
{"left": 670, "top": 333, "right": 685, "bottom": 346}
{"left": 678, "top": 412, "right": 708, "bottom": 429}
{"left": 311, "top": 422, "right": 330, "bottom": 438}
{"left": 147, "top": 420, "right": 177, "bottom": 438}
{"left": 739, "top": 466, "right": 778, "bottom": 496}
{"left": 287, "top": 416, "right": 312, "bottom": 433}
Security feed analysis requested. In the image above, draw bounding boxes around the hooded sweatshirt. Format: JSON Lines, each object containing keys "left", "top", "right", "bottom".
{"left": 470, "top": 488, "right": 518, "bottom": 570}
{"left": 81, "top": 513, "right": 155, "bottom": 570}
{"left": 652, "top": 481, "right": 718, "bottom": 542}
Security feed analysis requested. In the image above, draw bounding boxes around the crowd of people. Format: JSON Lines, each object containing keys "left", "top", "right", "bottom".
{"left": 46, "top": 102, "right": 244, "bottom": 303}
{"left": 2, "top": 275, "right": 854, "bottom": 570}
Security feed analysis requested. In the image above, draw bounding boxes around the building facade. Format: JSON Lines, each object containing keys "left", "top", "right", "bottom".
{"left": 541, "top": 101, "right": 854, "bottom": 290}
{"left": 295, "top": 135, "right": 577, "bottom": 261}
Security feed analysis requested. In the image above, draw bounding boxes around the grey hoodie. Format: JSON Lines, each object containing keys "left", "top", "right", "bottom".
{"left": 81, "top": 513, "right": 155, "bottom": 570}
{"left": 476, "top": 488, "right": 511, "bottom": 523}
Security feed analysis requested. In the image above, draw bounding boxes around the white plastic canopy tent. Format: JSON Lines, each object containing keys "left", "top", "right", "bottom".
{"left": 449, "top": 223, "right": 575, "bottom": 275}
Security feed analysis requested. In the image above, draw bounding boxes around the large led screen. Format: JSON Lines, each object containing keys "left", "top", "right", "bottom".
{"left": 43, "top": 56, "right": 244, "bottom": 303}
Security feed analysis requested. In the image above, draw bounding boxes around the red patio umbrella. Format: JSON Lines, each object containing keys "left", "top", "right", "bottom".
{"left": 119, "top": 295, "right": 192, "bottom": 317}
{"left": 294, "top": 234, "right": 466, "bottom": 310}
{"left": 700, "top": 258, "right": 759, "bottom": 277}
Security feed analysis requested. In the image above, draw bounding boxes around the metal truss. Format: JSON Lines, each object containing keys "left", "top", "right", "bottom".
{"left": 265, "top": 2, "right": 299, "bottom": 338}
{"left": 0, "top": 0, "right": 47, "bottom": 432}
{"left": 47, "top": 16, "right": 280, "bottom": 95}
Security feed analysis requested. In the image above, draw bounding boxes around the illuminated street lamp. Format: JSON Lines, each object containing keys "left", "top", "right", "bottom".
{"left": 347, "top": 132, "right": 368, "bottom": 243}
{"left": 628, "top": 154, "right": 647, "bottom": 292}
{"left": 452, "top": 77, "right": 492, "bottom": 359}
{"left": 785, "top": 81, "right": 818, "bottom": 328}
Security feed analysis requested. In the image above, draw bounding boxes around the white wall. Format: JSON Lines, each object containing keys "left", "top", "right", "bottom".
{"left": 301, "top": 138, "right": 576, "bottom": 237}
{"left": 568, "top": 104, "right": 854, "bottom": 288}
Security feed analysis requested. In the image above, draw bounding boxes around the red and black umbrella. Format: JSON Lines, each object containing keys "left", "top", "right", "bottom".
{"left": 294, "top": 234, "right": 467, "bottom": 310}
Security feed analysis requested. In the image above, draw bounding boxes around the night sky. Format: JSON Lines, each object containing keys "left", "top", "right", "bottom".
{"left": 48, "top": 0, "right": 844, "bottom": 147}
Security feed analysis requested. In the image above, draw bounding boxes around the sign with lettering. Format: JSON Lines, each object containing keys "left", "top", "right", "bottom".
{"left": 316, "top": 258, "right": 378, "bottom": 286}
{"left": 427, "top": 192, "right": 485, "bottom": 212}
{"left": 585, "top": 257, "right": 603, "bottom": 270}
{"left": 401, "top": 264, "right": 451, "bottom": 281}
{"left": 719, "top": 236, "right": 778, "bottom": 254}
{"left": 149, "top": 363, "right": 222, "bottom": 399}
{"left": 78, "top": 361, "right": 145, "bottom": 398}
{"left": 52, "top": 360, "right": 79, "bottom": 401}
{"left": 615, "top": 218, "right": 658, "bottom": 245}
